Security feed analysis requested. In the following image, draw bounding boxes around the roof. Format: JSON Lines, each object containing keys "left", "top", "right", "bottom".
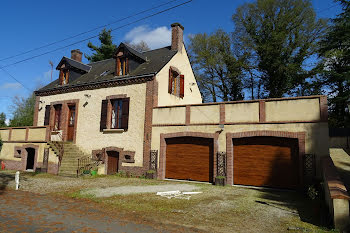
{"left": 36, "top": 46, "right": 176, "bottom": 94}
{"left": 56, "top": 57, "right": 91, "bottom": 73}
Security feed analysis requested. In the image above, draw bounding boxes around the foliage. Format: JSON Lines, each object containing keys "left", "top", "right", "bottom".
{"left": 85, "top": 29, "right": 117, "bottom": 62}
{"left": 189, "top": 29, "right": 246, "bottom": 102}
{"left": 127, "top": 40, "right": 150, "bottom": 53}
{"left": 146, "top": 170, "right": 156, "bottom": 174}
{"left": 0, "top": 113, "right": 6, "bottom": 128}
{"left": 318, "top": 0, "right": 350, "bottom": 128}
{"left": 9, "top": 93, "right": 36, "bottom": 127}
{"left": 215, "top": 176, "right": 226, "bottom": 179}
{"left": 232, "top": 0, "right": 327, "bottom": 98}
{"left": 307, "top": 184, "right": 319, "bottom": 200}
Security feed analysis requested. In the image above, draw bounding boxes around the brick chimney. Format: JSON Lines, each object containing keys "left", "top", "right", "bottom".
{"left": 171, "top": 23, "right": 184, "bottom": 52}
{"left": 71, "top": 49, "right": 83, "bottom": 62}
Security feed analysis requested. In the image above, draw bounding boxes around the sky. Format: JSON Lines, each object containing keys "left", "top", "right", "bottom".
{"left": 0, "top": 0, "right": 343, "bottom": 120}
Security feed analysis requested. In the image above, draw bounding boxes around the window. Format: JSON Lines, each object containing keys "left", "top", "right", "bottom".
{"left": 168, "top": 67, "right": 184, "bottom": 98}
{"left": 100, "top": 97, "right": 130, "bottom": 131}
{"left": 111, "top": 99, "right": 123, "bottom": 129}
{"left": 117, "top": 58, "right": 128, "bottom": 76}
{"left": 54, "top": 104, "right": 62, "bottom": 130}
{"left": 59, "top": 70, "right": 69, "bottom": 85}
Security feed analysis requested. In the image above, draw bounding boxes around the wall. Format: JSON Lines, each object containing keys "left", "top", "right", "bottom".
{"left": 151, "top": 96, "right": 329, "bottom": 183}
{"left": 156, "top": 44, "right": 202, "bottom": 106}
{"left": 37, "top": 83, "right": 147, "bottom": 167}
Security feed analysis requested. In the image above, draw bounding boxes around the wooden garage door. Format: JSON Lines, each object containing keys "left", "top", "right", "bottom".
{"left": 166, "top": 137, "right": 213, "bottom": 182}
{"left": 233, "top": 137, "right": 299, "bottom": 189}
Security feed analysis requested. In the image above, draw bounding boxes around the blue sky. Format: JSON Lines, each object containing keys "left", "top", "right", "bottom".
{"left": 0, "top": 0, "right": 342, "bottom": 120}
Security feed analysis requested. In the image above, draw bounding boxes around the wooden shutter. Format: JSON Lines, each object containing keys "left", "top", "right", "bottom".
{"left": 168, "top": 67, "right": 173, "bottom": 93}
{"left": 121, "top": 98, "right": 130, "bottom": 131}
{"left": 100, "top": 100, "right": 108, "bottom": 132}
{"left": 44, "top": 105, "right": 51, "bottom": 126}
{"left": 180, "top": 75, "right": 184, "bottom": 98}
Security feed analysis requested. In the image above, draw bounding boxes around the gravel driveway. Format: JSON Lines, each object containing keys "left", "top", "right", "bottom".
{"left": 81, "top": 184, "right": 198, "bottom": 197}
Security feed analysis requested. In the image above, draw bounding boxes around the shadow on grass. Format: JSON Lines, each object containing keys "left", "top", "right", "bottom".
{"left": 255, "top": 188, "right": 333, "bottom": 229}
{"left": 0, "top": 172, "right": 15, "bottom": 195}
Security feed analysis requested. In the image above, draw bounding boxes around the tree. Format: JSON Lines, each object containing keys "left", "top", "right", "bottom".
{"left": 85, "top": 29, "right": 117, "bottom": 62}
{"left": 232, "top": 0, "right": 327, "bottom": 98}
{"left": 0, "top": 113, "right": 6, "bottom": 128}
{"left": 127, "top": 40, "right": 150, "bottom": 53}
{"left": 318, "top": 0, "right": 350, "bottom": 127}
{"left": 9, "top": 93, "right": 36, "bottom": 127}
{"left": 189, "top": 30, "right": 246, "bottom": 102}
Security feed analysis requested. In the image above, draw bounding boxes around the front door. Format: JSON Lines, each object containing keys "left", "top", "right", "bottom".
{"left": 107, "top": 151, "right": 119, "bottom": 175}
{"left": 67, "top": 105, "right": 76, "bottom": 141}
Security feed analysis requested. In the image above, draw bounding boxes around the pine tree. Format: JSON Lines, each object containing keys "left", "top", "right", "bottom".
{"left": 85, "top": 29, "right": 117, "bottom": 62}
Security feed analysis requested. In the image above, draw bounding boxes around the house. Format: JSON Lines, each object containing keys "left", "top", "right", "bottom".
{"left": 0, "top": 23, "right": 330, "bottom": 189}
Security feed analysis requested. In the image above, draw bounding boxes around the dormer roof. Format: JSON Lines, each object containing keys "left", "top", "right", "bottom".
{"left": 115, "top": 43, "right": 147, "bottom": 61}
{"left": 56, "top": 57, "right": 92, "bottom": 73}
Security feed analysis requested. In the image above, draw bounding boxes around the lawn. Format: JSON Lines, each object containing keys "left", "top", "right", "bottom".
{"left": 0, "top": 170, "right": 336, "bottom": 232}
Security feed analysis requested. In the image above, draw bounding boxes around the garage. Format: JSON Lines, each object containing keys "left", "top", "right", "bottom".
{"left": 165, "top": 137, "right": 213, "bottom": 182}
{"left": 233, "top": 136, "right": 299, "bottom": 189}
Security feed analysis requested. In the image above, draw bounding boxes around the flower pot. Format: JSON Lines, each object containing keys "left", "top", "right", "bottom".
{"left": 91, "top": 170, "right": 97, "bottom": 176}
{"left": 215, "top": 177, "right": 226, "bottom": 186}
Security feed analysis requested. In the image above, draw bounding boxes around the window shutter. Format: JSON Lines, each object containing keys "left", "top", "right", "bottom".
{"left": 168, "top": 67, "right": 173, "bottom": 94}
{"left": 180, "top": 75, "right": 184, "bottom": 98}
{"left": 100, "top": 100, "right": 108, "bottom": 132}
{"left": 121, "top": 98, "right": 130, "bottom": 131}
{"left": 44, "top": 105, "right": 51, "bottom": 126}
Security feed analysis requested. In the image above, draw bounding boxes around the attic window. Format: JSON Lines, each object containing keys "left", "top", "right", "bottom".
{"left": 100, "top": 70, "right": 110, "bottom": 76}
{"left": 116, "top": 57, "right": 128, "bottom": 76}
{"left": 168, "top": 67, "right": 184, "bottom": 98}
{"left": 59, "top": 70, "right": 69, "bottom": 85}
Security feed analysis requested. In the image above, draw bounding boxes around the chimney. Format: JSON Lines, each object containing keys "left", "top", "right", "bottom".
{"left": 71, "top": 49, "right": 83, "bottom": 62}
{"left": 171, "top": 23, "right": 184, "bottom": 52}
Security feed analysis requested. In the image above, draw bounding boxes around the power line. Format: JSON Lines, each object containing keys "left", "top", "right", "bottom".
{"left": 0, "top": 0, "right": 181, "bottom": 63}
{"left": 0, "top": 0, "right": 192, "bottom": 69}
{"left": 0, "top": 67, "right": 32, "bottom": 92}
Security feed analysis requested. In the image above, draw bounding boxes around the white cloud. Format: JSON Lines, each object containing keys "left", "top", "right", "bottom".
{"left": 124, "top": 25, "right": 171, "bottom": 49}
{"left": 0, "top": 82, "right": 22, "bottom": 90}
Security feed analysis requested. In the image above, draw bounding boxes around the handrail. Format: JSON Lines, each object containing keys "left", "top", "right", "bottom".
{"left": 77, "top": 155, "right": 101, "bottom": 177}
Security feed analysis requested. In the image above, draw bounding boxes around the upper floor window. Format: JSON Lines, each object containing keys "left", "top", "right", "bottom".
{"left": 117, "top": 57, "right": 128, "bottom": 76}
{"left": 100, "top": 97, "right": 130, "bottom": 131}
{"left": 59, "top": 70, "right": 69, "bottom": 85}
{"left": 168, "top": 67, "right": 184, "bottom": 98}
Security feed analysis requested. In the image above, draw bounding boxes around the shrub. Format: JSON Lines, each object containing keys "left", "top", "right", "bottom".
{"left": 216, "top": 176, "right": 226, "bottom": 179}
{"left": 146, "top": 170, "right": 156, "bottom": 174}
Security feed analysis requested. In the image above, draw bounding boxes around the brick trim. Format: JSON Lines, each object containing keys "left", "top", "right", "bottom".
{"left": 219, "top": 104, "right": 225, "bottom": 124}
{"left": 33, "top": 96, "right": 40, "bottom": 126}
{"left": 226, "top": 131, "right": 305, "bottom": 187}
{"left": 185, "top": 106, "right": 191, "bottom": 125}
{"left": 259, "top": 100, "right": 266, "bottom": 123}
{"left": 158, "top": 132, "right": 219, "bottom": 183}
{"left": 320, "top": 96, "right": 328, "bottom": 122}
{"left": 25, "top": 128, "right": 29, "bottom": 141}
{"left": 8, "top": 128, "right": 12, "bottom": 141}
{"left": 106, "top": 94, "right": 127, "bottom": 100}
{"left": 35, "top": 75, "right": 154, "bottom": 96}
{"left": 153, "top": 79, "right": 158, "bottom": 108}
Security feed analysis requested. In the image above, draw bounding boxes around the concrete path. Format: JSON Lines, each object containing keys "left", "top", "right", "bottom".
{"left": 82, "top": 184, "right": 198, "bottom": 197}
{"left": 0, "top": 190, "right": 191, "bottom": 233}
{"left": 330, "top": 148, "right": 350, "bottom": 192}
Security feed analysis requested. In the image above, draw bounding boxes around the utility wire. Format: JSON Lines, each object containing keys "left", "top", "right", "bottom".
{"left": 0, "top": 67, "right": 32, "bottom": 92}
{"left": 0, "top": 0, "right": 192, "bottom": 69}
{"left": 0, "top": 0, "right": 181, "bottom": 63}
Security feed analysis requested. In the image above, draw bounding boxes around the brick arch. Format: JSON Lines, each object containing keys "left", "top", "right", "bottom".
{"left": 21, "top": 144, "right": 39, "bottom": 171}
{"left": 158, "top": 132, "right": 219, "bottom": 182}
{"left": 226, "top": 131, "right": 305, "bottom": 186}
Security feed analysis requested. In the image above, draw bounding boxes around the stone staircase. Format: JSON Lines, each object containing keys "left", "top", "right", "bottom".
{"left": 48, "top": 141, "right": 90, "bottom": 177}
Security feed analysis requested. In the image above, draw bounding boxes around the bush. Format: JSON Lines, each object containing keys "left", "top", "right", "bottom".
{"left": 146, "top": 170, "right": 156, "bottom": 174}
{"left": 216, "top": 176, "right": 226, "bottom": 179}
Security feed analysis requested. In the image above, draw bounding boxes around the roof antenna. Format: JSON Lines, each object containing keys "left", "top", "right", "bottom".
{"left": 49, "top": 60, "right": 54, "bottom": 81}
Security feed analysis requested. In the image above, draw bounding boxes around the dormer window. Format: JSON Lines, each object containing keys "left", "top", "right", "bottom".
{"left": 117, "top": 57, "right": 128, "bottom": 76}
{"left": 59, "top": 69, "right": 69, "bottom": 85}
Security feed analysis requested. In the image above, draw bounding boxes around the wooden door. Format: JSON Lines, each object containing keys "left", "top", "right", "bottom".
{"left": 107, "top": 151, "right": 119, "bottom": 175}
{"left": 67, "top": 105, "right": 76, "bottom": 141}
{"left": 233, "top": 137, "right": 299, "bottom": 189}
{"left": 166, "top": 137, "right": 213, "bottom": 182}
